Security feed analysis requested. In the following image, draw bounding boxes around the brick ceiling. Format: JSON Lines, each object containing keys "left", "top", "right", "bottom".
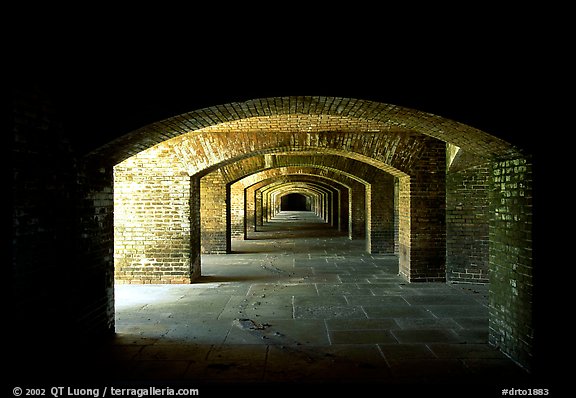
{"left": 91, "top": 97, "right": 524, "bottom": 168}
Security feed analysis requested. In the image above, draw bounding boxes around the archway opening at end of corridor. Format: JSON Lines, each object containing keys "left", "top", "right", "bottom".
{"left": 281, "top": 193, "right": 311, "bottom": 212}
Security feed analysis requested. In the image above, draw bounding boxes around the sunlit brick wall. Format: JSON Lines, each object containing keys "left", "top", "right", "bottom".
{"left": 200, "top": 169, "right": 228, "bottom": 254}
{"left": 114, "top": 149, "right": 194, "bottom": 283}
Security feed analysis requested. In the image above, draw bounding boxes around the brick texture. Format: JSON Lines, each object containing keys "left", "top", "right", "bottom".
{"left": 447, "top": 160, "right": 490, "bottom": 283}
{"left": 12, "top": 88, "right": 115, "bottom": 340}
{"left": 114, "top": 148, "right": 194, "bottom": 284}
{"left": 489, "top": 157, "right": 533, "bottom": 370}
{"left": 12, "top": 93, "right": 534, "bottom": 373}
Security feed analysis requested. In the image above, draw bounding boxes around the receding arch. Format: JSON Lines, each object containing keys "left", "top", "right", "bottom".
{"left": 231, "top": 167, "right": 374, "bottom": 248}
{"left": 115, "top": 135, "right": 443, "bottom": 281}
{"left": 233, "top": 168, "right": 356, "bottom": 242}
{"left": 106, "top": 96, "right": 533, "bottom": 372}
{"left": 170, "top": 132, "right": 422, "bottom": 178}
{"left": 261, "top": 181, "right": 334, "bottom": 223}
{"left": 89, "top": 96, "right": 522, "bottom": 166}
{"left": 280, "top": 192, "right": 312, "bottom": 212}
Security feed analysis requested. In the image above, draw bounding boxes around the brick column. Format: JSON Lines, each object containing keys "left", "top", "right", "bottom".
{"left": 229, "top": 182, "right": 245, "bottom": 243}
{"left": 350, "top": 182, "right": 366, "bottom": 240}
{"left": 200, "top": 170, "right": 227, "bottom": 254}
{"left": 446, "top": 162, "right": 490, "bottom": 283}
{"left": 189, "top": 176, "right": 201, "bottom": 280}
{"left": 366, "top": 172, "right": 395, "bottom": 254}
{"left": 244, "top": 185, "right": 255, "bottom": 236}
{"left": 115, "top": 157, "right": 193, "bottom": 284}
{"left": 255, "top": 190, "right": 263, "bottom": 229}
{"left": 339, "top": 187, "right": 349, "bottom": 235}
{"left": 398, "top": 176, "right": 411, "bottom": 276}
{"left": 399, "top": 140, "right": 446, "bottom": 282}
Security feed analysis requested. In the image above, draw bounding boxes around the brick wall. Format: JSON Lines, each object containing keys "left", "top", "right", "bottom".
{"left": 255, "top": 190, "right": 263, "bottom": 228}
{"left": 189, "top": 176, "right": 201, "bottom": 281}
{"left": 398, "top": 176, "right": 411, "bottom": 279}
{"left": 13, "top": 93, "right": 535, "bottom": 374}
{"left": 12, "top": 87, "right": 114, "bottom": 341}
{"left": 200, "top": 169, "right": 227, "bottom": 254}
{"left": 229, "top": 182, "right": 245, "bottom": 241}
{"left": 350, "top": 182, "right": 367, "bottom": 239}
{"left": 114, "top": 150, "right": 195, "bottom": 283}
{"left": 489, "top": 157, "right": 533, "bottom": 370}
{"left": 75, "top": 163, "right": 115, "bottom": 335}
{"left": 366, "top": 172, "right": 395, "bottom": 254}
{"left": 446, "top": 161, "right": 490, "bottom": 283}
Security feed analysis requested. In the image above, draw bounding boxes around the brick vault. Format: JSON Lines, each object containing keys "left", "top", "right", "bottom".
{"left": 13, "top": 96, "right": 533, "bottom": 373}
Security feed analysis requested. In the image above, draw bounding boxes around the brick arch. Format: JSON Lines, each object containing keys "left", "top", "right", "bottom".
{"left": 114, "top": 132, "right": 415, "bottom": 188}
{"left": 170, "top": 130, "right": 428, "bottom": 178}
{"left": 90, "top": 96, "right": 522, "bottom": 166}
{"left": 268, "top": 183, "right": 326, "bottom": 212}
{"left": 109, "top": 97, "right": 532, "bottom": 370}
{"left": 278, "top": 191, "right": 314, "bottom": 212}
{"left": 222, "top": 156, "right": 373, "bottom": 185}
{"left": 229, "top": 171, "right": 352, "bottom": 237}
{"left": 230, "top": 168, "right": 362, "bottom": 242}
{"left": 116, "top": 128, "right": 445, "bottom": 272}
{"left": 221, "top": 161, "right": 400, "bottom": 256}
{"left": 260, "top": 181, "right": 337, "bottom": 223}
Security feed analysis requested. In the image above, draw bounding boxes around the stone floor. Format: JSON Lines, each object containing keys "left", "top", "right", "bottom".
{"left": 9, "top": 211, "right": 535, "bottom": 394}
{"left": 107, "top": 212, "right": 530, "bottom": 391}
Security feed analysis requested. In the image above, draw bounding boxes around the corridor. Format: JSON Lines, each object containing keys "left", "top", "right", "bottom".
{"left": 11, "top": 92, "right": 542, "bottom": 395}
{"left": 110, "top": 212, "right": 528, "bottom": 386}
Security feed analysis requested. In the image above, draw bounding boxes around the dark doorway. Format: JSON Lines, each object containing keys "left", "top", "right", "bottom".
{"left": 281, "top": 193, "right": 310, "bottom": 211}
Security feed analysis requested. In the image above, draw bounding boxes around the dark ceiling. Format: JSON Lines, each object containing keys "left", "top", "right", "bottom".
{"left": 27, "top": 69, "right": 539, "bottom": 157}
{"left": 12, "top": 31, "right": 545, "bottom": 158}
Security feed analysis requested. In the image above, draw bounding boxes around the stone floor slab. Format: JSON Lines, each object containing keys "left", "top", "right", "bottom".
{"left": 264, "top": 344, "right": 391, "bottom": 382}
{"left": 394, "top": 318, "right": 463, "bottom": 330}
{"left": 329, "top": 330, "right": 398, "bottom": 344}
{"left": 200, "top": 345, "right": 268, "bottom": 382}
{"left": 294, "top": 295, "right": 348, "bottom": 306}
{"left": 391, "top": 329, "right": 463, "bottom": 343}
{"left": 162, "top": 321, "right": 231, "bottom": 344}
{"left": 453, "top": 329, "right": 489, "bottom": 343}
{"left": 402, "top": 294, "right": 481, "bottom": 305}
{"left": 363, "top": 305, "right": 434, "bottom": 319}
{"left": 316, "top": 284, "right": 374, "bottom": 296}
{"left": 248, "top": 283, "right": 318, "bottom": 296}
{"left": 326, "top": 318, "right": 400, "bottom": 331}
{"left": 219, "top": 295, "right": 294, "bottom": 320}
{"left": 453, "top": 317, "right": 489, "bottom": 329}
{"left": 386, "top": 358, "right": 471, "bottom": 383}
{"left": 425, "top": 305, "right": 488, "bottom": 318}
{"left": 136, "top": 344, "right": 212, "bottom": 361}
{"left": 345, "top": 295, "right": 409, "bottom": 306}
{"left": 428, "top": 343, "right": 506, "bottom": 359}
{"left": 294, "top": 305, "right": 367, "bottom": 319}
{"left": 378, "top": 343, "right": 437, "bottom": 360}
{"left": 225, "top": 319, "right": 330, "bottom": 345}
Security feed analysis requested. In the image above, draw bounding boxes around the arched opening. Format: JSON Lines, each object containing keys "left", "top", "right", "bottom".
{"left": 280, "top": 192, "right": 311, "bottom": 211}
{"left": 12, "top": 95, "right": 531, "bottom": 384}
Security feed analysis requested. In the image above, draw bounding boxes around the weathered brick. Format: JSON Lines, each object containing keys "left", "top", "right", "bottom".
{"left": 13, "top": 92, "right": 534, "bottom": 374}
